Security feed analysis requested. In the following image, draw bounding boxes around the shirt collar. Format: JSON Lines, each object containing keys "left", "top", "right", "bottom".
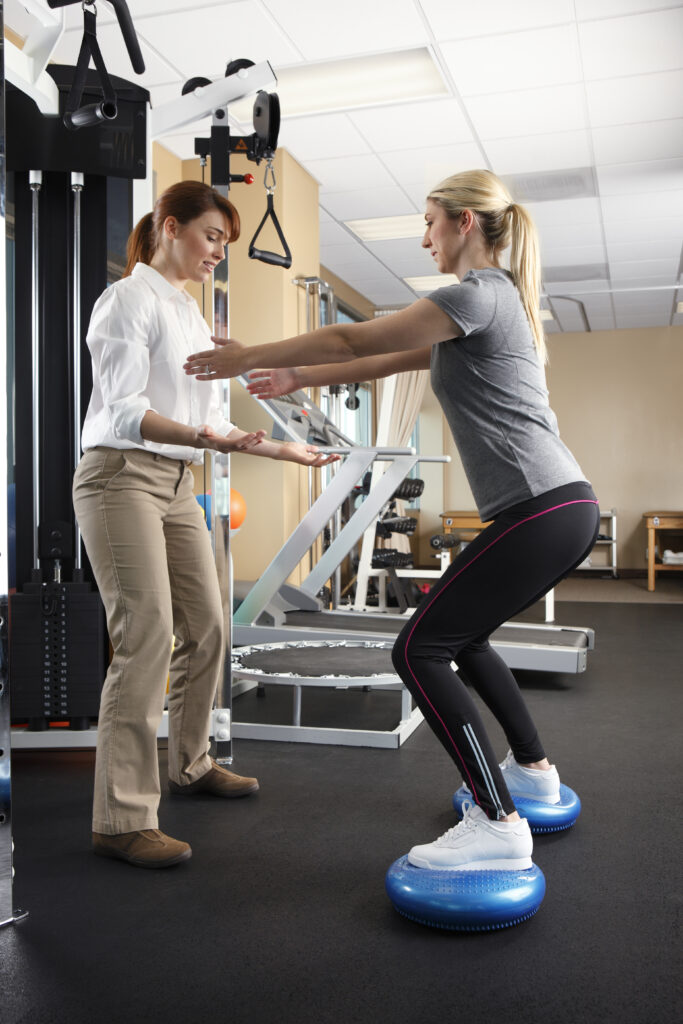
{"left": 132, "top": 262, "right": 193, "bottom": 303}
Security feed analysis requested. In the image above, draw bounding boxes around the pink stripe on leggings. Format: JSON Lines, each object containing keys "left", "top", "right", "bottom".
{"left": 402, "top": 499, "right": 599, "bottom": 810}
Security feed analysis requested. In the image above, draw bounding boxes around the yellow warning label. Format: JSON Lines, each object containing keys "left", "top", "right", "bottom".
{"left": 235, "top": 139, "right": 248, "bottom": 151}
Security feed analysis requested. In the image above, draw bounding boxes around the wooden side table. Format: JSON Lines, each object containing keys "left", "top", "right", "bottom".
{"left": 643, "top": 512, "right": 683, "bottom": 591}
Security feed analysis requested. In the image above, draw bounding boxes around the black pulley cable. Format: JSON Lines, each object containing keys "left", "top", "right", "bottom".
{"left": 248, "top": 159, "right": 292, "bottom": 269}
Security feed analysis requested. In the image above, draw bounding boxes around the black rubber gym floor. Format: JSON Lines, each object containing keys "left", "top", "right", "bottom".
{"left": 2, "top": 600, "right": 681, "bottom": 1024}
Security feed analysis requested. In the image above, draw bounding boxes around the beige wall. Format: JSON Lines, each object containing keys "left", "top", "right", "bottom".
{"left": 319, "top": 266, "right": 376, "bottom": 321}
{"left": 432, "top": 325, "right": 683, "bottom": 572}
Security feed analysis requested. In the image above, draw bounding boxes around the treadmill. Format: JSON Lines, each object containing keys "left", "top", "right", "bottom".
{"left": 234, "top": 381, "right": 594, "bottom": 674}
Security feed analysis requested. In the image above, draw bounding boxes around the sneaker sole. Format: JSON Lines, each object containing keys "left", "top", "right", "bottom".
{"left": 407, "top": 854, "right": 533, "bottom": 872}
{"left": 94, "top": 846, "right": 192, "bottom": 868}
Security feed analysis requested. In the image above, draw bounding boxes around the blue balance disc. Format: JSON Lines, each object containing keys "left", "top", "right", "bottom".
{"left": 452, "top": 784, "right": 581, "bottom": 834}
{"left": 385, "top": 857, "right": 546, "bottom": 932}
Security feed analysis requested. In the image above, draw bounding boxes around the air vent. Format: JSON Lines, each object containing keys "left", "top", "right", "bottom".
{"left": 543, "top": 263, "right": 608, "bottom": 283}
{"left": 502, "top": 167, "right": 598, "bottom": 203}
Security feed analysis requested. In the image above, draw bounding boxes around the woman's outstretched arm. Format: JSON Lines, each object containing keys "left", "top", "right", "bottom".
{"left": 183, "top": 298, "right": 460, "bottom": 381}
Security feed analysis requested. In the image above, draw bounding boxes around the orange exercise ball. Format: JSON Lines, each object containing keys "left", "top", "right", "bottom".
{"left": 230, "top": 489, "right": 247, "bottom": 530}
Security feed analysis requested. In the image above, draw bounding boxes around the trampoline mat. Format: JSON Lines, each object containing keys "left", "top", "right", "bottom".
{"left": 284, "top": 611, "right": 587, "bottom": 649}
{"left": 234, "top": 644, "right": 395, "bottom": 678}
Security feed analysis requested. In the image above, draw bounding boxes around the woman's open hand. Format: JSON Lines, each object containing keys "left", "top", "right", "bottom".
{"left": 196, "top": 425, "right": 266, "bottom": 452}
{"left": 246, "top": 367, "right": 303, "bottom": 399}
{"left": 184, "top": 336, "right": 248, "bottom": 380}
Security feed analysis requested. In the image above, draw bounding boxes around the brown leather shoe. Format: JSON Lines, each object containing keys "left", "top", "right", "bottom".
{"left": 93, "top": 829, "right": 192, "bottom": 868}
{"left": 169, "top": 759, "right": 259, "bottom": 798}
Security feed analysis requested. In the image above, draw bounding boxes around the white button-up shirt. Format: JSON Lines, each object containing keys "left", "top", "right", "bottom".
{"left": 81, "top": 262, "right": 235, "bottom": 463}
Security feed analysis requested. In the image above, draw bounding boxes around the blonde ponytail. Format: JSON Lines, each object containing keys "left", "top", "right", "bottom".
{"left": 428, "top": 170, "right": 547, "bottom": 364}
{"left": 507, "top": 203, "right": 546, "bottom": 364}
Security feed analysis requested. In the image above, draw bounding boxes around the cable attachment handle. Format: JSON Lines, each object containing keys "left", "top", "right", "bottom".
{"left": 248, "top": 158, "right": 293, "bottom": 269}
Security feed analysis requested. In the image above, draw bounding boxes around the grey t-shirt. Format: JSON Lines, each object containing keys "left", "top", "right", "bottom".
{"left": 428, "top": 268, "right": 586, "bottom": 520}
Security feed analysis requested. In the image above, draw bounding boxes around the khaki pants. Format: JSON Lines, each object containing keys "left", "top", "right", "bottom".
{"left": 73, "top": 447, "right": 224, "bottom": 834}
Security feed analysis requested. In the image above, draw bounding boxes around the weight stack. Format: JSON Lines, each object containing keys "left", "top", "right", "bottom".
{"left": 9, "top": 582, "right": 106, "bottom": 728}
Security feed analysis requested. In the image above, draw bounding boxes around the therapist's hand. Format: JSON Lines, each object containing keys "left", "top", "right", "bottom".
{"left": 184, "top": 336, "right": 247, "bottom": 380}
{"left": 195, "top": 425, "right": 266, "bottom": 452}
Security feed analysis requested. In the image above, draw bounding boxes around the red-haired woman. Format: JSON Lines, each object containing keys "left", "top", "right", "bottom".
{"left": 73, "top": 181, "right": 336, "bottom": 869}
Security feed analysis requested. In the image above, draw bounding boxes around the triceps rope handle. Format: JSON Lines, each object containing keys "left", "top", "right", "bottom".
{"left": 248, "top": 159, "right": 292, "bottom": 269}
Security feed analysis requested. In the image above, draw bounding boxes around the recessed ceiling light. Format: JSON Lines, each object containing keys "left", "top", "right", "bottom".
{"left": 677, "top": 301, "right": 683, "bottom": 313}
{"left": 230, "top": 48, "right": 448, "bottom": 123}
{"left": 345, "top": 214, "right": 426, "bottom": 242}
{"left": 404, "top": 274, "right": 458, "bottom": 291}
{"left": 540, "top": 309, "right": 555, "bottom": 321}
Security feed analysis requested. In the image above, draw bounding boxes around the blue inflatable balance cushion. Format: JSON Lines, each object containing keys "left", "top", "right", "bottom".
{"left": 385, "top": 856, "right": 546, "bottom": 932}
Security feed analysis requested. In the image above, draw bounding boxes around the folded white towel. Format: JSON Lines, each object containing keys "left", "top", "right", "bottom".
{"left": 662, "top": 549, "right": 683, "bottom": 565}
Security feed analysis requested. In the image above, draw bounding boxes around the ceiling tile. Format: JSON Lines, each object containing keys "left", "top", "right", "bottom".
{"left": 578, "top": 8, "right": 683, "bottom": 81}
{"left": 365, "top": 238, "right": 430, "bottom": 263}
{"left": 319, "top": 221, "right": 355, "bottom": 247}
{"left": 585, "top": 315, "right": 617, "bottom": 331}
{"left": 262, "top": 0, "right": 428, "bottom": 60}
{"left": 545, "top": 279, "right": 612, "bottom": 294}
{"left": 575, "top": 0, "right": 683, "bottom": 18}
{"left": 319, "top": 243, "right": 380, "bottom": 271}
{"left": 51, "top": 24, "right": 180, "bottom": 85}
{"left": 592, "top": 120, "right": 683, "bottom": 166}
{"left": 379, "top": 142, "right": 484, "bottom": 187}
{"left": 597, "top": 158, "right": 683, "bottom": 196}
{"left": 586, "top": 70, "right": 683, "bottom": 128}
{"left": 615, "top": 313, "right": 670, "bottom": 328}
{"left": 464, "top": 83, "right": 587, "bottom": 140}
{"left": 304, "top": 154, "right": 397, "bottom": 193}
{"left": 536, "top": 217, "right": 604, "bottom": 249}
{"left": 609, "top": 277, "right": 678, "bottom": 291}
{"left": 279, "top": 114, "right": 371, "bottom": 161}
{"left": 136, "top": 1, "right": 300, "bottom": 79}
{"left": 349, "top": 99, "right": 475, "bottom": 151}
{"left": 127, "top": 0, "right": 243, "bottom": 16}
{"left": 607, "top": 239, "right": 683, "bottom": 263}
{"left": 610, "top": 258, "right": 679, "bottom": 280}
{"left": 527, "top": 197, "right": 602, "bottom": 227}
{"left": 320, "top": 187, "right": 417, "bottom": 220}
{"left": 542, "top": 244, "right": 608, "bottom": 268}
{"left": 604, "top": 217, "right": 683, "bottom": 245}
{"left": 440, "top": 25, "right": 582, "bottom": 97}
{"left": 363, "top": 281, "right": 417, "bottom": 305}
{"left": 600, "top": 189, "right": 683, "bottom": 222}
{"left": 484, "top": 131, "right": 593, "bottom": 176}
{"left": 420, "top": 0, "right": 575, "bottom": 41}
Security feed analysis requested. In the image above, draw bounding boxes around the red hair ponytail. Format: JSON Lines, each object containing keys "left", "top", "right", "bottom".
{"left": 123, "top": 181, "right": 241, "bottom": 277}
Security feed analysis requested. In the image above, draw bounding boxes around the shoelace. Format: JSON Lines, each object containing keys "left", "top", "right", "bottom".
{"left": 434, "top": 800, "right": 479, "bottom": 847}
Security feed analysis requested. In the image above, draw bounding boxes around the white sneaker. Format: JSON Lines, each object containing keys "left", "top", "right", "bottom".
{"left": 407, "top": 801, "right": 533, "bottom": 871}
{"left": 499, "top": 750, "right": 561, "bottom": 804}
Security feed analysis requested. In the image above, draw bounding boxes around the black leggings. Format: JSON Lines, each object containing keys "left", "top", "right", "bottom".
{"left": 391, "top": 481, "right": 600, "bottom": 820}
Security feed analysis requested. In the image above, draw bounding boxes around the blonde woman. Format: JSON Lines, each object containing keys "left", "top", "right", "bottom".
{"left": 74, "top": 181, "right": 337, "bottom": 869}
{"left": 185, "top": 170, "right": 599, "bottom": 872}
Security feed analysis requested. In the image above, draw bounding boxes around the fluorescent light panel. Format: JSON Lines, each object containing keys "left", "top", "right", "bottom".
{"left": 345, "top": 214, "right": 426, "bottom": 241}
{"left": 404, "top": 274, "right": 458, "bottom": 291}
{"left": 230, "top": 48, "right": 447, "bottom": 123}
{"left": 540, "top": 309, "right": 555, "bottom": 321}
